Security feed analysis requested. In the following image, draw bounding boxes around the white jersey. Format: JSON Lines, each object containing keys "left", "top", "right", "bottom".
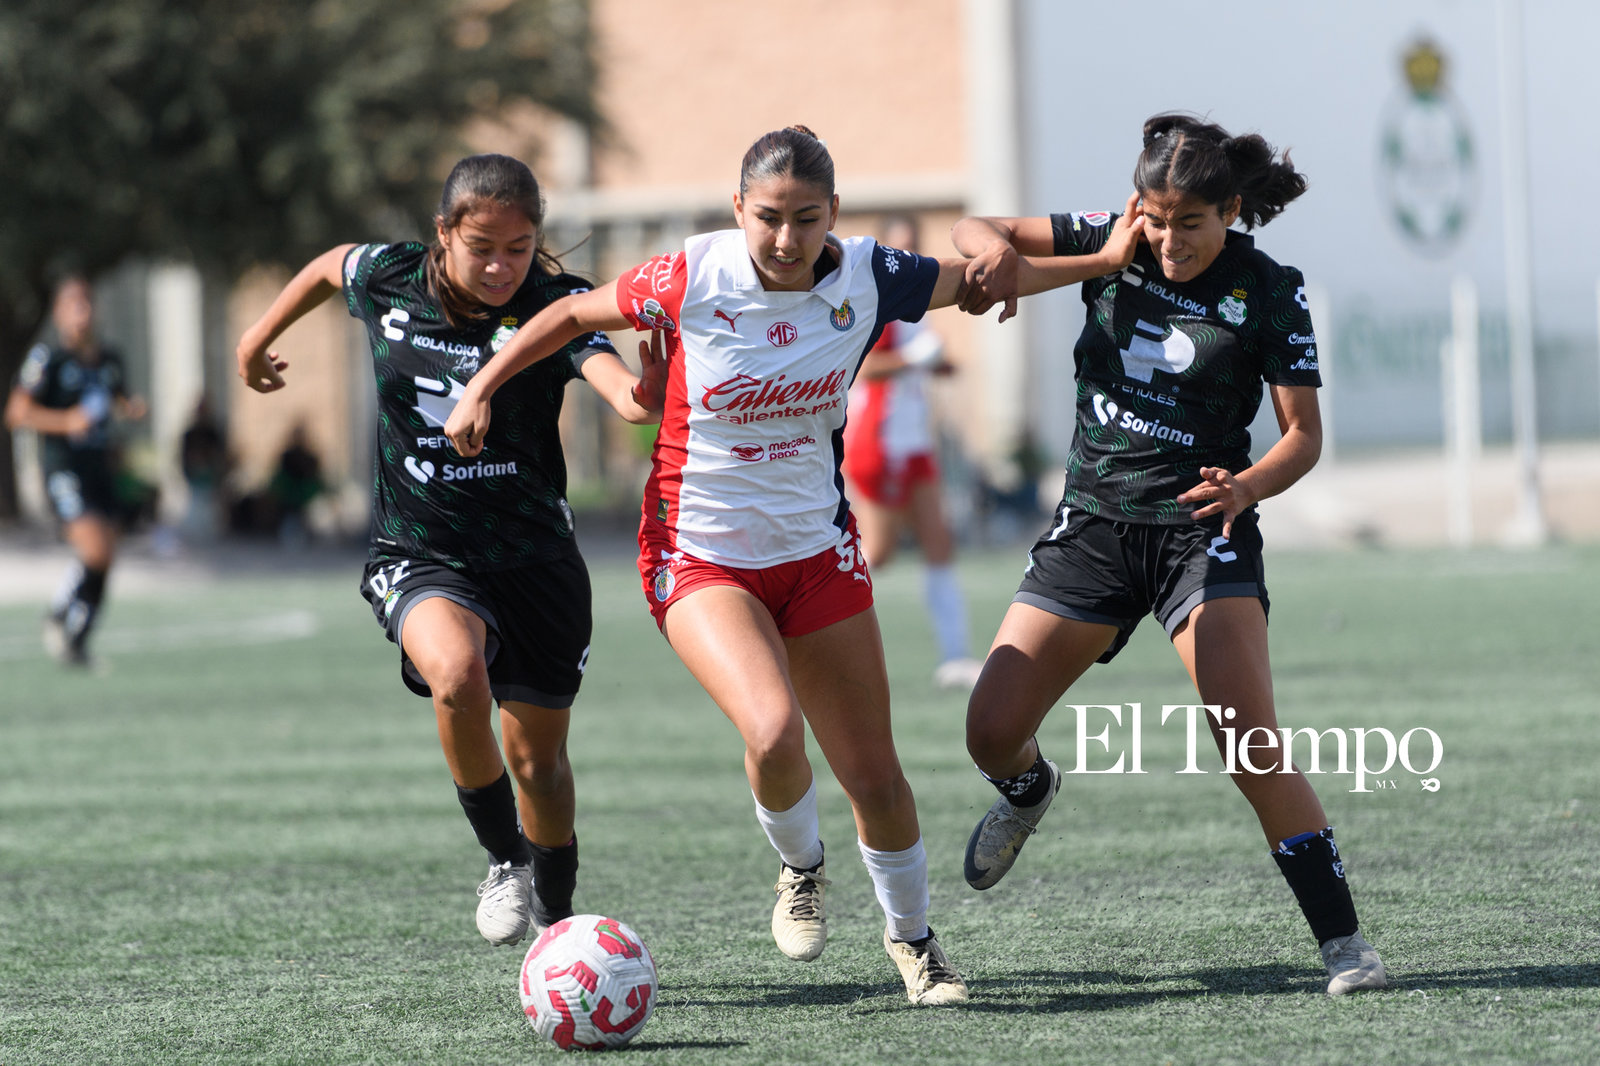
{"left": 616, "top": 229, "right": 939, "bottom": 566}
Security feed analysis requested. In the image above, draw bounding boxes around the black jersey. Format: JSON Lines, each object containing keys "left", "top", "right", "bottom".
{"left": 12, "top": 342, "right": 131, "bottom": 471}
{"left": 1051, "top": 212, "right": 1321, "bottom": 524}
{"left": 342, "top": 241, "right": 617, "bottom": 570}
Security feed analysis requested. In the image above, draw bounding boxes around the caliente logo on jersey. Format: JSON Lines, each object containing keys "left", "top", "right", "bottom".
{"left": 701, "top": 370, "right": 848, "bottom": 425}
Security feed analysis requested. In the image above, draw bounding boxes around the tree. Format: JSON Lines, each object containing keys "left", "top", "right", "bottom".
{"left": 0, "top": 0, "right": 603, "bottom": 519}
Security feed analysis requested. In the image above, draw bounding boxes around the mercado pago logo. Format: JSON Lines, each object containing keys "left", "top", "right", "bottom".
{"left": 1057, "top": 703, "right": 1444, "bottom": 794}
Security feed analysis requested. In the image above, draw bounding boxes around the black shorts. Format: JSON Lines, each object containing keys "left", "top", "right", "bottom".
{"left": 43, "top": 459, "right": 117, "bottom": 524}
{"left": 1014, "top": 503, "right": 1269, "bottom": 664}
{"left": 359, "top": 553, "right": 592, "bottom": 708}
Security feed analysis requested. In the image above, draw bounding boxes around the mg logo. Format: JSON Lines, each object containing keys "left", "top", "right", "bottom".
{"left": 766, "top": 321, "right": 797, "bottom": 347}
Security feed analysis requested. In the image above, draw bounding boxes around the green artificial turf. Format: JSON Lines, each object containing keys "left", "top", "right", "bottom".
{"left": 2, "top": 541, "right": 1596, "bottom": 1064}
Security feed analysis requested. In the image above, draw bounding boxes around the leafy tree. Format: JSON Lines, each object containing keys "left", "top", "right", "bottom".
{"left": 0, "top": 0, "right": 602, "bottom": 519}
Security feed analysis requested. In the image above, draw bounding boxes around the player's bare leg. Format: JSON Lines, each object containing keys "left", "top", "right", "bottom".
{"left": 1173, "top": 596, "right": 1385, "bottom": 994}
{"left": 662, "top": 586, "right": 828, "bottom": 961}
{"left": 788, "top": 607, "right": 966, "bottom": 1004}
{"left": 962, "top": 604, "right": 1115, "bottom": 889}
{"left": 403, "top": 597, "right": 533, "bottom": 945}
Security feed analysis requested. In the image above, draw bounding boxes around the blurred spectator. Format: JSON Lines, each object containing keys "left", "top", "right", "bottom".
{"left": 268, "top": 423, "right": 323, "bottom": 547}
{"left": 179, "top": 395, "right": 231, "bottom": 543}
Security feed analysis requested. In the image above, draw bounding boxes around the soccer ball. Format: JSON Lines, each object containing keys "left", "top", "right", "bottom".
{"left": 518, "top": 914, "right": 658, "bottom": 1050}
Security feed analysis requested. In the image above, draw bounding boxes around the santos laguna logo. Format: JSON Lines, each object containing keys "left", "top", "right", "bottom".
{"left": 404, "top": 455, "right": 519, "bottom": 484}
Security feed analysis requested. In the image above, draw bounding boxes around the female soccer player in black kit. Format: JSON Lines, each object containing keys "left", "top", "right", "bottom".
{"left": 6, "top": 276, "right": 148, "bottom": 668}
{"left": 236, "top": 154, "right": 663, "bottom": 947}
{"left": 951, "top": 113, "right": 1386, "bottom": 995}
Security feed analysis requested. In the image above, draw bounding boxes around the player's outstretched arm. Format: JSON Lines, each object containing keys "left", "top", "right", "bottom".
{"left": 579, "top": 329, "right": 666, "bottom": 426}
{"left": 235, "top": 244, "right": 355, "bottom": 393}
{"left": 951, "top": 192, "right": 1144, "bottom": 321}
{"left": 447, "top": 283, "right": 632, "bottom": 456}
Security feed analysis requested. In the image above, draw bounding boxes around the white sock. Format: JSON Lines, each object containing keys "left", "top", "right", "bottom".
{"left": 753, "top": 780, "right": 823, "bottom": 870}
{"left": 923, "top": 564, "right": 970, "bottom": 663}
{"left": 859, "top": 838, "right": 930, "bottom": 942}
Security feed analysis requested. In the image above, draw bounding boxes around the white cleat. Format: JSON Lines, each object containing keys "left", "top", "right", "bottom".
{"left": 771, "top": 860, "right": 830, "bottom": 961}
{"left": 475, "top": 860, "right": 533, "bottom": 946}
{"left": 1321, "top": 931, "right": 1388, "bottom": 995}
{"left": 884, "top": 929, "right": 969, "bottom": 1006}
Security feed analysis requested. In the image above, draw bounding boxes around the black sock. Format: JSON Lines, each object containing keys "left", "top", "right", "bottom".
{"left": 984, "top": 753, "right": 1053, "bottom": 808}
{"left": 63, "top": 566, "right": 108, "bottom": 651}
{"left": 1272, "top": 827, "right": 1359, "bottom": 944}
{"left": 529, "top": 835, "right": 579, "bottom": 923}
{"left": 455, "top": 770, "right": 532, "bottom": 867}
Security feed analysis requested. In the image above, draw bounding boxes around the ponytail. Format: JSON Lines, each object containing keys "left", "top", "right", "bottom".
{"left": 1134, "top": 113, "right": 1306, "bottom": 229}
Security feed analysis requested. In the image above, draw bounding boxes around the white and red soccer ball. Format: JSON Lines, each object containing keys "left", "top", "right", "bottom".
{"left": 519, "top": 914, "right": 658, "bottom": 1050}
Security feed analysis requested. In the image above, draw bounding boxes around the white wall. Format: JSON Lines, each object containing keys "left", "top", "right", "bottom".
{"left": 1015, "top": 0, "right": 1600, "bottom": 454}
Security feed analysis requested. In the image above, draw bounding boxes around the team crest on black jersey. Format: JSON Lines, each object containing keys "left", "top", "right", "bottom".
{"left": 1217, "top": 293, "right": 1247, "bottom": 326}
{"left": 490, "top": 320, "right": 518, "bottom": 354}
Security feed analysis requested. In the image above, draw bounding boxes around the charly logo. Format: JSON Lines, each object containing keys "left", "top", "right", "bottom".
{"left": 830, "top": 300, "right": 855, "bottom": 331}
{"left": 381, "top": 307, "right": 411, "bottom": 342}
{"left": 1381, "top": 37, "right": 1474, "bottom": 254}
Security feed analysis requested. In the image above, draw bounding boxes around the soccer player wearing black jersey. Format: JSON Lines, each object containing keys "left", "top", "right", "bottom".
{"left": 236, "top": 155, "right": 664, "bottom": 947}
{"left": 952, "top": 114, "right": 1386, "bottom": 995}
{"left": 6, "top": 276, "right": 148, "bottom": 668}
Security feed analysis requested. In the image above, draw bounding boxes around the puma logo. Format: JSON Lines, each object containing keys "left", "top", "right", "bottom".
{"left": 712, "top": 309, "right": 742, "bottom": 332}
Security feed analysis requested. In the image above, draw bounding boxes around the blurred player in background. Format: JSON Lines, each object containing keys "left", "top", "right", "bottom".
{"left": 842, "top": 215, "right": 984, "bottom": 691}
{"left": 6, "top": 275, "right": 148, "bottom": 668}
{"left": 236, "top": 154, "right": 663, "bottom": 947}
{"left": 952, "top": 112, "right": 1386, "bottom": 995}
{"left": 445, "top": 126, "right": 1135, "bottom": 1005}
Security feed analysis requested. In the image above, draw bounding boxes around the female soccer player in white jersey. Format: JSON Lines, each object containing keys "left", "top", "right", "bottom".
{"left": 951, "top": 113, "right": 1386, "bottom": 995}
{"left": 445, "top": 126, "right": 1138, "bottom": 1005}
{"left": 236, "top": 154, "right": 664, "bottom": 948}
